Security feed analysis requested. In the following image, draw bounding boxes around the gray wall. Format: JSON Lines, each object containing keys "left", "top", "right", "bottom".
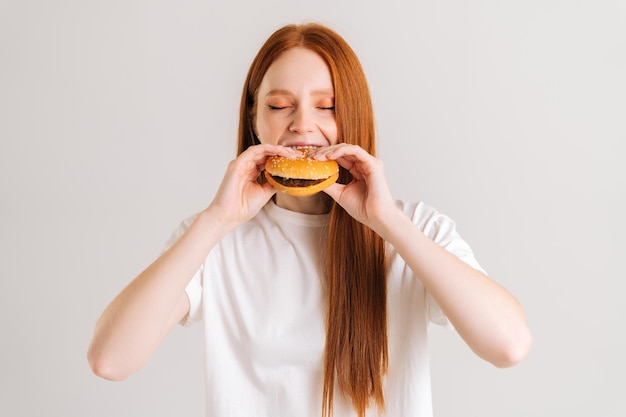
{"left": 1, "top": 1, "right": 624, "bottom": 416}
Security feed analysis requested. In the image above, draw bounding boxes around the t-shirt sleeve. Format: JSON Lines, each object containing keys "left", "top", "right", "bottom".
{"left": 404, "top": 201, "right": 486, "bottom": 327}
{"left": 161, "top": 215, "right": 204, "bottom": 327}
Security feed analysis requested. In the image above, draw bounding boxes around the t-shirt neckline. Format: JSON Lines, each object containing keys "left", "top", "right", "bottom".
{"left": 264, "top": 200, "right": 330, "bottom": 227}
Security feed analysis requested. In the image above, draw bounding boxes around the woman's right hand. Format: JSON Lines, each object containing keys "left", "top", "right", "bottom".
{"left": 207, "top": 144, "right": 300, "bottom": 228}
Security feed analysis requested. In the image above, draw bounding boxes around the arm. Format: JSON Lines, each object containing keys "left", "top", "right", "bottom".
{"left": 314, "top": 144, "right": 532, "bottom": 367}
{"left": 376, "top": 210, "right": 532, "bottom": 367}
{"left": 87, "top": 144, "right": 300, "bottom": 380}
{"left": 87, "top": 207, "right": 230, "bottom": 381}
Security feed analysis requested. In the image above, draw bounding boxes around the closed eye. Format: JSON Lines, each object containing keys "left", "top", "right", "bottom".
{"left": 268, "top": 105, "right": 288, "bottom": 110}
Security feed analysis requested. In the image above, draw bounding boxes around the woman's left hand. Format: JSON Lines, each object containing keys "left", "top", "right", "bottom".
{"left": 310, "top": 144, "right": 396, "bottom": 233}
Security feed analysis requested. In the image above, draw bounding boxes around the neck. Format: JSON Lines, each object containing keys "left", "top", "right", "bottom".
{"left": 274, "top": 193, "right": 333, "bottom": 215}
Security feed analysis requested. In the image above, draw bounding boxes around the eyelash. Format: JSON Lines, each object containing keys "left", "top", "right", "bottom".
{"left": 267, "top": 105, "right": 334, "bottom": 111}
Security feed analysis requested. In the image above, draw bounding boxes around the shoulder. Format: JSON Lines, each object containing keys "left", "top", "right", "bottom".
{"left": 161, "top": 212, "right": 200, "bottom": 252}
{"left": 162, "top": 205, "right": 274, "bottom": 253}
{"left": 394, "top": 200, "right": 456, "bottom": 240}
{"left": 395, "top": 199, "right": 485, "bottom": 272}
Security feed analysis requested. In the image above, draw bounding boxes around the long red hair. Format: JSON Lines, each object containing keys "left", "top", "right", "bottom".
{"left": 237, "top": 23, "right": 387, "bottom": 417}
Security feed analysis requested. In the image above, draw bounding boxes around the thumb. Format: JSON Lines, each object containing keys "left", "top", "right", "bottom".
{"left": 261, "top": 182, "right": 278, "bottom": 202}
{"left": 322, "top": 182, "right": 344, "bottom": 203}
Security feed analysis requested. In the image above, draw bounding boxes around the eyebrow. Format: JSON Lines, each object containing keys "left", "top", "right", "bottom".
{"left": 265, "top": 88, "right": 334, "bottom": 97}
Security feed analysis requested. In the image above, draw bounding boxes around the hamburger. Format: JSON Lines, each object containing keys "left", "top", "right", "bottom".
{"left": 264, "top": 147, "right": 339, "bottom": 196}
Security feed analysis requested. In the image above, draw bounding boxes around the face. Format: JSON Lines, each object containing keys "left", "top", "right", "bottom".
{"left": 254, "top": 47, "right": 338, "bottom": 148}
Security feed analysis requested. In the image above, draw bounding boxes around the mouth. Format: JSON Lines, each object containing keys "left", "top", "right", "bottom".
{"left": 282, "top": 142, "right": 323, "bottom": 150}
{"left": 291, "top": 145, "right": 320, "bottom": 150}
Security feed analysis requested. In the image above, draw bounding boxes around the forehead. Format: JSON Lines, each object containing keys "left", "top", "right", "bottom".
{"left": 259, "top": 47, "right": 333, "bottom": 92}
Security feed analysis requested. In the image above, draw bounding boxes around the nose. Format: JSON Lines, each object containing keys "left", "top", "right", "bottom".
{"left": 289, "top": 107, "right": 314, "bottom": 133}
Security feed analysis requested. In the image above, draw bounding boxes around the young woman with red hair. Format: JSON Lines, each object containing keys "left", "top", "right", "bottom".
{"left": 88, "top": 23, "right": 532, "bottom": 417}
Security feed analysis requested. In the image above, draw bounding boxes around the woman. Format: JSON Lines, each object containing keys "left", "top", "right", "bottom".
{"left": 88, "top": 23, "right": 532, "bottom": 417}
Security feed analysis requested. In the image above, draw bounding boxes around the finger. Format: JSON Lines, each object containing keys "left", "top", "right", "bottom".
{"left": 321, "top": 183, "right": 339, "bottom": 201}
{"left": 308, "top": 144, "right": 341, "bottom": 161}
{"left": 311, "top": 144, "right": 366, "bottom": 161}
{"left": 321, "top": 182, "right": 344, "bottom": 202}
{"left": 336, "top": 150, "right": 381, "bottom": 178}
{"left": 314, "top": 145, "right": 377, "bottom": 175}
{"left": 245, "top": 144, "right": 300, "bottom": 163}
{"left": 261, "top": 181, "right": 278, "bottom": 200}
{"left": 238, "top": 145, "right": 301, "bottom": 175}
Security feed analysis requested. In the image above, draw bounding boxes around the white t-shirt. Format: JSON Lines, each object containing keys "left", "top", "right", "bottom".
{"left": 165, "top": 200, "right": 484, "bottom": 417}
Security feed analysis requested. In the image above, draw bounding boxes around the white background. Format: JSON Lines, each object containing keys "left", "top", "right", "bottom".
{"left": 1, "top": 1, "right": 624, "bottom": 416}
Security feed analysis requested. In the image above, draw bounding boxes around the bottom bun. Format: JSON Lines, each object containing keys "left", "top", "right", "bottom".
{"left": 265, "top": 171, "right": 339, "bottom": 196}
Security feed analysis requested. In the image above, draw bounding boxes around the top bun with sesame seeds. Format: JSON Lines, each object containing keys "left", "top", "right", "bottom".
{"left": 264, "top": 147, "right": 339, "bottom": 196}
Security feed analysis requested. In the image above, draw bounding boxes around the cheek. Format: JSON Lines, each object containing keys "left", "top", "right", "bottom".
{"left": 255, "top": 112, "right": 281, "bottom": 143}
{"left": 322, "top": 119, "right": 339, "bottom": 144}
{"left": 254, "top": 109, "right": 268, "bottom": 132}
